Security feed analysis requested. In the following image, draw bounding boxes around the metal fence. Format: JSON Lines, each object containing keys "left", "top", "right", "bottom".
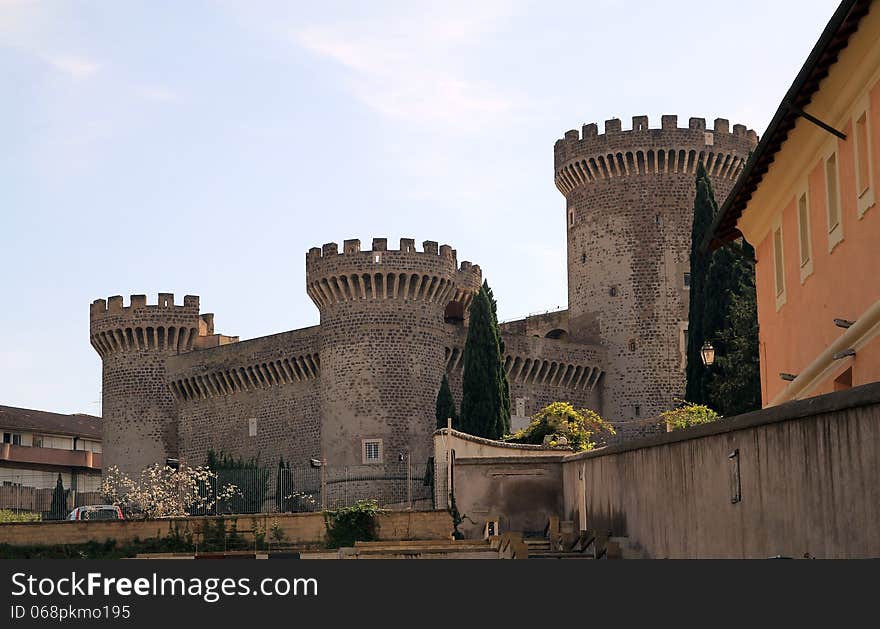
{"left": 1, "top": 459, "right": 435, "bottom": 520}
{"left": 194, "top": 459, "right": 434, "bottom": 516}
{"left": 0, "top": 470, "right": 103, "bottom": 520}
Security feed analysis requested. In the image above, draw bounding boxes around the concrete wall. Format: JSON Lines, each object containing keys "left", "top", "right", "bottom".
{"left": 0, "top": 510, "right": 453, "bottom": 548}
{"left": 444, "top": 384, "right": 880, "bottom": 558}
{"left": 561, "top": 383, "right": 880, "bottom": 558}
{"left": 432, "top": 428, "right": 565, "bottom": 510}
{"left": 453, "top": 456, "right": 563, "bottom": 540}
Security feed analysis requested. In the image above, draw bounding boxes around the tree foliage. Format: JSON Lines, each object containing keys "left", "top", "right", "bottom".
{"left": 49, "top": 473, "right": 66, "bottom": 520}
{"left": 661, "top": 401, "right": 720, "bottom": 431}
{"left": 506, "top": 402, "right": 616, "bottom": 451}
{"left": 101, "top": 464, "right": 240, "bottom": 519}
{"left": 460, "top": 283, "right": 510, "bottom": 439}
{"left": 686, "top": 162, "right": 761, "bottom": 415}
{"left": 685, "top": 162, "right": 717, "bottom": 406}
{"left": 435, "top": 374, "right": 458, "bottom": 429}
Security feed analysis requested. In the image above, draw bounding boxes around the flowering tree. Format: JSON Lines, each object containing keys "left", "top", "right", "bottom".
{"left": 101, "top": 464, "right": 240, "bottom": 519}
{"left": 660, "top": 401, "right": 720, "bottom": 432}
{"left": 506, "top": 402, "right": 616, "bottom": 451}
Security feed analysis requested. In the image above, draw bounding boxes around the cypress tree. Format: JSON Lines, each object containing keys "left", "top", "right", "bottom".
{"left": 435, "top": 374, "right": 458, "bottom": 429}
{"left": 708, "top": 263, "right": 761, "bottom": 415}
{"left": 482, "top": 280, "right": 511, "bottom": 434}
{"left": 686, "top": 162, "right": 762, "bottom": 414}
{"left": 460, "top": 285, "right": 507, "bottom": 439}
{"left": 50, "top": 473, "right": 66, "bottom": 519}
{"left": 685, "top": 162, "right": 717, "bottom": 405}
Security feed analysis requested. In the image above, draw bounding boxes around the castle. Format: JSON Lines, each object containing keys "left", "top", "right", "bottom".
{"left": 89, "top": 115, "right": 756, "bottom": 505}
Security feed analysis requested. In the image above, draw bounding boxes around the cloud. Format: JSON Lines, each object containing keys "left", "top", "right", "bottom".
{"left": 45, "top": 54, "right": 99, "bottom": 78}
{"left": 293, "top": 4, "right": 519, "bottom": 130}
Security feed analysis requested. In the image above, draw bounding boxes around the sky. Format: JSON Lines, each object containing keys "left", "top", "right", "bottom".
{"left": 0, "top": 0, "right": 840, "bottom": 415}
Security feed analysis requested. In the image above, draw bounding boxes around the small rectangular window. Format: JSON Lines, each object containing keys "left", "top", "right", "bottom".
{"left": 683, "top": 272, "right": 691, "bottom": 289}
{"left": 773, "top": 225, "right": 785, "bottom": 304}
{"left": 362, "top": 439, "right": 382, "bottom": 464}
{"left": 568, "top": 211, "right": 574, "bottom": 227}
{"left": 248, "top": 417, "right": 257, "bottom": 437}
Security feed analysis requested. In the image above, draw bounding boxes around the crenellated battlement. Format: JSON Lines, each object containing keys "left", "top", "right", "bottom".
{"left": 90, "top": 293, "right": 200, "bottom": 319}
{"left": 305, "top": 238, "right": 481, "bottom": 310}
{"left": 89, "top": 293, "right": 202, "bottom": 357}
{"left": 306, "top": 237, "right": 462, "bottom": 266}
{"left": 553, "top": 114, "right": 758, "bottom": 196}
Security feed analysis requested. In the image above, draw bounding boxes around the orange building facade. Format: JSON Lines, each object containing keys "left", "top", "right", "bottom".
{"left": 711, "top": 0, "right": 880, "bottom": 406}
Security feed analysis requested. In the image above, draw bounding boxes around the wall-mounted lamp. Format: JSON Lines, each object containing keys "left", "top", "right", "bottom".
{"left": 832, "top": 349, "right": 856, "bottom": 360}
{"left": 779, "top": 373, "right": 798, "bottom": 382}
{"left": 833, "top": 318, "right": 856, "bottom": 329}
{"left": 728, "top": 449, "right": 741, "bottom": 504}
{"left": 700, "top": 341, "right": 715, "bottom": 367}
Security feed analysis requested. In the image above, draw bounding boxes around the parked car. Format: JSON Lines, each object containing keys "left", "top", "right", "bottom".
{"left": 67, "top": 505, "right": 124, "bottom": 521}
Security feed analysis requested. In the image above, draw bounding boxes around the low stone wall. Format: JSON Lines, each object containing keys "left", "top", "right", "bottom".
{"left": 445, "top": 383, "right": 880, "bottom": 558}
{"left": 0, "top": 510, "right": 453, "bottom": 548}
{"left": 562, "top": 383, "right": 880, "bottom": 558}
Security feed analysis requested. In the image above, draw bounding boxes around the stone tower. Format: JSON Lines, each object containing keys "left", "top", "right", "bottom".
{"left": 306, "top": 238, "right": 479, "bottom": 503}
{"left": 89, "top": 293, "right": 201, "bottom": 475}
{"left": 554, "top": 115, "right": 757, "bottom": 430}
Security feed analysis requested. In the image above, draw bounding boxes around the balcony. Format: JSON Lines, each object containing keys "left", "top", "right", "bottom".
{"left": 0, "top": 443, "right": 102, "bottom": 470}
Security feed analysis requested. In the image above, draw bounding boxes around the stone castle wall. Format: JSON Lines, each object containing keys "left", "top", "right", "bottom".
{"left": 90, "top": 294, "right": 201, "bottom": 476}
{"left": 555, "top": 115, "right": 757, "bottom": 432}
{"left": 89, "top": 114, "right": 761, "bottom": 505}
{"left": 444, "top": 329, "right": 605, "bottom": 427}
{"left": 166, "top": 327, "right": 322, "bottom": 470}
{"left": 305, "top": 238, "right": 480, "bottom": 505}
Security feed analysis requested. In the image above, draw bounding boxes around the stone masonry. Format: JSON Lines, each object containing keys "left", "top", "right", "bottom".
{"left": 554, "top": 115, "right": 757, "bottom": 434}
{"left": 89, "top": 114, "right": 756, "bottom": 501}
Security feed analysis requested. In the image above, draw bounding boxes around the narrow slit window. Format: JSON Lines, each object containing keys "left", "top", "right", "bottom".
{"left": 856, "top": 111, "right": 870, "bottom": 197}
{"left": 773, "top": 226, "right": 785, "bottom": 299}
{"left": 798, "top": 193, "right": 811, "bottom": 267}
{"left": 826, "top": 153, "right": 840, "bottom": 232}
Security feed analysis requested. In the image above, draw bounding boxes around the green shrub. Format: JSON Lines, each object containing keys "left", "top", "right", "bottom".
{"left": 661, "top": 401, "right": 720, "bottom": 431}
{"left": 0, "top": 509, "right": 41, "bottom": 523}
{"left": 506, "top": 402, "right": 615, "bottom": 451}
{"left": 323, "top": 499, "right": 385, "bottom": 549}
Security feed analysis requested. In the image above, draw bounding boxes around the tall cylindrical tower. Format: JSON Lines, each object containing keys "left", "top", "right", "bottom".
{"left": 306, "top": 237, "right": 480, "bottom": 504}
{"left": 89, "top": 293, "right": 201, "bottom": 476}
{"left": 554, "top": 115, "right": 757, "bottom": 432}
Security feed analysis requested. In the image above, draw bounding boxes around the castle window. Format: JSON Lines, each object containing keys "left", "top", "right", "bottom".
{"left": 581, "top": 253, "right": 586, "bottom": 264}
{"left": 374, "top": 253, "right": 382, "bottom": 263}
{"left": 569, "top": 211, "right": 574, "bottom": 227}
{"left": 248, "top": 418, "right": 257, "bottom": 437}
{"left": 628, "top": 339, "right": 636, "bottom": 352}
{"left": 683, "top": 272, "right": 691, "bottom": 289}
{"left": 634, "top": 405, "right": 641, "bottom": 417}
{"left": 362, "top": 439, "right": 383, "bottom": 464}
{"left": 609, "top": 286, "right": 617, "bottom": 297}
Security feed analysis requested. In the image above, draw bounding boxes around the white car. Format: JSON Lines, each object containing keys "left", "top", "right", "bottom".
{"left": 67, "top": 505, "right": 124, "bottom": 521}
